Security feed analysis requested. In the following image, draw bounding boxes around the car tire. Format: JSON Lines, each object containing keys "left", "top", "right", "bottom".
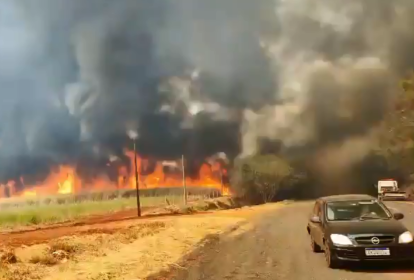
{"left": 311, "top": 237, "right": 322, "bottom": 253}
{"left": 324, "top": 242, "right": 341, "bottom": 269}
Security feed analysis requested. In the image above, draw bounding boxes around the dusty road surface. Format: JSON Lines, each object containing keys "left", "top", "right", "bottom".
{"left": 168, "top": 201, "right": 414, "bottom": 280}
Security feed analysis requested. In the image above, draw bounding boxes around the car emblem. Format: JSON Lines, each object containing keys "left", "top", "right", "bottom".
{"left": 371, "top": 237, "right": 380, "bottom": 245}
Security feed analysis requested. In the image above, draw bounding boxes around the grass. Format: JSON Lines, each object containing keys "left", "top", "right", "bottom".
{"left": 18, "top": 222, "right": 168, "bottom": 276}
{"left": 0, "top": 196, "right": 178, "bottom": 228}
{"left": 0, "top": 187, "right": 222, "bottom": 228}
{"left": 0, "top": 216, "right": 243, "bottom": 280}
{"left": 29, "top": 240, "right": 82, "bottom": 266}
{"left": 0, "top": 198, "right": 134, "bottom": 227}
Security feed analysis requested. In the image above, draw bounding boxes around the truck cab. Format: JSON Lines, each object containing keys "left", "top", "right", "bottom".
{"left": 378, "top": 179, "right": 398, "bottom": 193}
{"left": 377, "top": 179, "right": 408, "bottom": 201}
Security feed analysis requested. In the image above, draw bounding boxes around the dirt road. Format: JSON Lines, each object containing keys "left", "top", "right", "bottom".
{"left": 170, "top": 201, "right": 414, "bottom": 280}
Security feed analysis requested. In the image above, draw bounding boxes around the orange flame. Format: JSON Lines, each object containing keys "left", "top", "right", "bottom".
{"left": 22, "top": 190, "right": 37, "bottom": 197}
{"left": 13, "top": 165, "right": 78, "bottom": 197}
{"left": 0, "top": 151, "right": 231, "bottom": 199}
{"left": 121, "top": 151, "right": 228, "bottom": 191}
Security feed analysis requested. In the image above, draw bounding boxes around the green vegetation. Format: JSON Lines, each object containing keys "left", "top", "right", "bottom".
{"left": 376, "top": 74, "right": 414, "bottom": 178}
{"left": 0, "top": 187, "right": 219, "bottom": 228}
{"left": 231, "top": 155, "right": 297, "bottom": 203}
{"left": 1, "top": 197, "right": 136, "bottom": 227}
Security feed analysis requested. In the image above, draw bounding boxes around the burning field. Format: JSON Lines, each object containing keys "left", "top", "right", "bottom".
{"left": 0, "top": 0, "right": 412, "bottom": 204}
{"left": 0, "top": 147, "right": 230, "bottom": 229}
{"left": 0, "top": 150, "right": 230, "bottom": 199}
{"left": 3, "top": 0, "right": 414, "bottom": 278}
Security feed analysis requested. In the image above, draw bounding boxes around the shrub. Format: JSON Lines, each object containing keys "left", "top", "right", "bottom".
{"left": 231, "top": 155, "right": 294, "bottom": 203}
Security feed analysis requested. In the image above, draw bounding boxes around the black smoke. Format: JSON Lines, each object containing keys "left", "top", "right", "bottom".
{"left": 0, "top": 0, "right": 276, "bottom": 184}
{"left": 1, "top": 0, "right": 414, "bottom": 188}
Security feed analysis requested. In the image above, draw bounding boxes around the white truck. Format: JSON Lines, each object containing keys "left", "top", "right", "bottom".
{"left": 377, "top": 179, "right": 408, "bottom": 201}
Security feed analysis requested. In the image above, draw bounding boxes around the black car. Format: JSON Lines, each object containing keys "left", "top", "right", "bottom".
{"left": 307, "top": 194, "right": 414, "bottom": 268}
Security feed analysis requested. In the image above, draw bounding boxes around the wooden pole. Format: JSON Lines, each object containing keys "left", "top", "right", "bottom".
{"left": 182, "top": 155, "right": 187, "bottom": 205}
{"left": 220, "top": 168, "right": 224, "bottom": 196}
{"left": 134, "top": 141, "right": 141, "bottom": 217}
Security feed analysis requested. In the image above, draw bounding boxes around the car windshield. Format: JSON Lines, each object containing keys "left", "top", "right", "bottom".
{"left": 326, "top": 200, "right": 391, "bottom": 221}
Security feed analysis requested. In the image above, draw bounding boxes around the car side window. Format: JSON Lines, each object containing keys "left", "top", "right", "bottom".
{"left": 327, "top": 205, "right": 335, "bottom": 220}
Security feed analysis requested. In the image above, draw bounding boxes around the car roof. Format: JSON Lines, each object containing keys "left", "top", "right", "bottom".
{"left": 318, "top": 194, "right": 376, "bottom": 203}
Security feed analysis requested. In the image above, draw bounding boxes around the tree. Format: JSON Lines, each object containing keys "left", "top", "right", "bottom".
{"left": 377, "top": 74, "right": 414, "bottom": 179}
{"left": 231, "top": 155, "right": 293, "bottom": 203}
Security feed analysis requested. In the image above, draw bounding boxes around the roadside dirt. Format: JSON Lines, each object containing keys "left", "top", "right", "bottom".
{"left": 0, "top": 203, "right": 284, "bottom": 280}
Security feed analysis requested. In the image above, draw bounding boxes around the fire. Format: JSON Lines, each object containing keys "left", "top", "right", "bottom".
{"left": 121, "top": 151, "right": 228, "bottom": 191}
{"left": 58, "top": 181, "right": 73, "bottom": 194}
{"left": 23, "top": 190, "right": 37, "bottom": 197}
{"left": 5, "top": 165, "right": 78, "bottom": 198}
{"left": 0, "top": 151, "right": 231, "bottom": 199}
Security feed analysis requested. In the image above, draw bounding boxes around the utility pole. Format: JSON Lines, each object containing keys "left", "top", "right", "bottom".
{"left": 182, "top": 155, "right": 187, "bottom": 205}
{"left": 134, "top": 140, "right": 141, "bottom": 217}
{"left": 220, "top": 168, "right": 224, "bottom": 196}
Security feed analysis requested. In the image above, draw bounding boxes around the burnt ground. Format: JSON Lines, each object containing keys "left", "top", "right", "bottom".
{"left": 149, "top": 201, "right": 414, "bottom": 280}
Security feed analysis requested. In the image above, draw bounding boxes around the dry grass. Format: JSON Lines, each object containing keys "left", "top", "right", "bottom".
{"left": 116, "top": 221, "right": 166, "bottom": 243}
{"left": 29, "top": 254, "right": 59, "bottom": 266}
{"left": 48, "top": 241, "right": 80, "bottom": 254}
{"left": 161, "top": 197, "right": 242, "bottom": 215}
{"left": 29, "top": 240, "right": 81, "bottom": 266}
{"left": 0, "top": 202, "right": 286, "bottom": 280}
{"left": 43, "top": 218, "right": 242, "bottom": 280}
{"left": 0, "top": 216, "right": 244, "bottom": 280}
{"left": 0, "top": 249, "right": 17, "bottom": 265}
{"left": 0, "top": 266, "right": 42, "bottom": 280}
{"left": 15, "top": 221, "right": 164, "bottom": 267}
{"left": 25, "top": 222, "right": 167, "bottom": 270}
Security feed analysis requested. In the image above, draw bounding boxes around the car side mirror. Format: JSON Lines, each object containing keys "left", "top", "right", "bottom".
{"left": 310, "top": 216, "right": 321, "bottom": 223}
{"left": 393, "top": 212, "right": 404, "bottom": 220}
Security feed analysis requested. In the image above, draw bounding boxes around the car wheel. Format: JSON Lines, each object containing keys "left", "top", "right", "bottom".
{"left": 311, "top": 237, "right": 322, "bottom": 253}
{"left": 324, "top": 242, "right": 341, "bottom": 269}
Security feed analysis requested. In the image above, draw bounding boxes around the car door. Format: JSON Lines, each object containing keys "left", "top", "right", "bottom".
{"left": 309, "top": 201, "right": 323, "bottom": 246}
{"left": 315, "top": 201, "right": 325, "bottom": 246}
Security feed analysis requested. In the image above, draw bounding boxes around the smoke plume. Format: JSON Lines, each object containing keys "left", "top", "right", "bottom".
{"left": 0, "top": 0, "right": 413, "bottom": 184}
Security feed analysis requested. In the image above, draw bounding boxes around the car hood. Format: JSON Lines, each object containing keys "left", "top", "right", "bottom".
{"left": 328, "top": 219, "right": 407, "bottom": 235}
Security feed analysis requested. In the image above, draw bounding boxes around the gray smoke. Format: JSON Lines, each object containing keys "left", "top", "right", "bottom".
{"left": 239, "top": 0, "right": 413, "bottom": 189}
{"left": 241, "top": 0, "right": 406, "bottom": 155}
{"left": 0, "top": 0, "right": 413, "bottom": 183}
